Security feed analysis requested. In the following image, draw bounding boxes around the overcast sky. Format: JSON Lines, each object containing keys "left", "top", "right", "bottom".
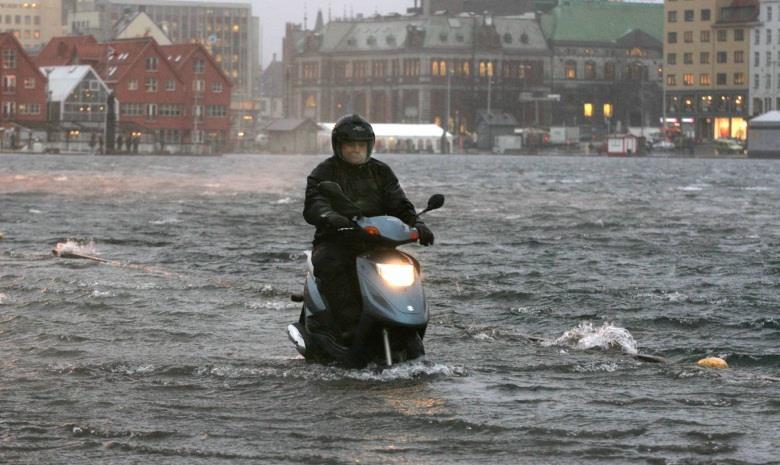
{"left": 250, "top": 0, "right": 414, "bottom": 66}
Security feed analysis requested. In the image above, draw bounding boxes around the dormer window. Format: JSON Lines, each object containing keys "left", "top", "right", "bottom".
{"left": 146, "top": 56, "right": 158, "bottom": 71}
{"left": 503, "top": 33, "right": 512, "bottom": 44}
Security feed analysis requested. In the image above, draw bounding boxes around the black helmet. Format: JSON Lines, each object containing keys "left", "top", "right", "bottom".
{"left": 332, "top": 114, "right": 375, "bottom": 161}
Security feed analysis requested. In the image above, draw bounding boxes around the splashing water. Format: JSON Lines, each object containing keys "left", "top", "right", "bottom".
{"left": 548, "top": 322, "right": 638, "bottom": 355}
{"left": 54, "top": 239, "right": 98, "bottom": 256}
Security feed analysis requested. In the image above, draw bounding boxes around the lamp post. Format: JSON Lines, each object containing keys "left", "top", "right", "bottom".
{"left": 446, "top": 65, "right": 452, "bottom": 153}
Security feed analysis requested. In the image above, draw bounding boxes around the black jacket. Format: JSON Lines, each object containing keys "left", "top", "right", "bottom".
{"left": 304, "top": 156, "right": 418, "bottom": 244}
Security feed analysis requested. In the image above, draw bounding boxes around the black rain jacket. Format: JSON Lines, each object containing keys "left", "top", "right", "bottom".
{"left": 303, "top": 156, "right": 418, "bottom": 245}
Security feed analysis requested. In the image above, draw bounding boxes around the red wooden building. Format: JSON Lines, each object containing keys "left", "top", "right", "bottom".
{"left": 160, "top": 43, "right": 232, "bottom": 150}
{"left": 35, "top": 35, "right": 233, "bottom": 154}
{"left": 0, "top": 32, "right": 47, "bottom": 148}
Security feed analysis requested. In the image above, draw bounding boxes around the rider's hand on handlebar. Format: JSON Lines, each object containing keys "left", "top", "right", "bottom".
{"left": 416, "top": 222, "right": 435, "bottom": 246}
{"left": 325, "top": 212, "right": 354, "bottom": 230}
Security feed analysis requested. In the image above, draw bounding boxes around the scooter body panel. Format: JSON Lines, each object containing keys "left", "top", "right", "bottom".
{"left": 356, "top": 251, "right": 427, "bottom": 327}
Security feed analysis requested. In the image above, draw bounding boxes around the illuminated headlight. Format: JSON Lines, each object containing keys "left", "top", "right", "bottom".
{"left": 376, "top": 263, "right": 415, "bottom": 287}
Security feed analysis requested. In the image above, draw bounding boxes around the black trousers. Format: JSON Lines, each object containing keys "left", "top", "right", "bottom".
{"left": 311, "top": 239, "right": 367, "bottom": 333}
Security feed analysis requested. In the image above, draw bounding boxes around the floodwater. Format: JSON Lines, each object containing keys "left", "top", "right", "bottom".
{"left": 1, "top": 153, "right": 779, "bottom": 464}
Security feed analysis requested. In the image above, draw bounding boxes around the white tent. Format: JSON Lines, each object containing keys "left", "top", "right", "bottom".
{"left": 318, "top": 123, "right": 453, "bottom": 154}
{"left": 748, "top": 111, "right": 780, "bottom": 158}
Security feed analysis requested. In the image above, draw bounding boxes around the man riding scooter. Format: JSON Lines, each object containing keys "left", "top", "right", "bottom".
{"left": 301, "top": 114, "right": 435, "bottom": 366}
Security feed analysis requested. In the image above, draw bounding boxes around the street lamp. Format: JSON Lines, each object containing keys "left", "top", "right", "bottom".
{"left": 446, "top": 64, "right": 452, "bottom": 153}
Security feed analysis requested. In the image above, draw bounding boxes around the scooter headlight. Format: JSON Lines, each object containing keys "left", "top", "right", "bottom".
{"left": 376, "top": 263, "right": 415, "bottom": 287}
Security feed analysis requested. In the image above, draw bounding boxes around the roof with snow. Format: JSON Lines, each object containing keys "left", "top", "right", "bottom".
{"left": 39, "top": 65, "right": 109, "bottom": 102}
{"left": 749, "top": 111, "right": 780, "bottom": 127}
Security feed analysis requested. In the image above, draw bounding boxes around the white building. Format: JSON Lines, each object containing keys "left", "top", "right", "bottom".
{"left": 750, "top": 0, "right": 780, "bottom": 115}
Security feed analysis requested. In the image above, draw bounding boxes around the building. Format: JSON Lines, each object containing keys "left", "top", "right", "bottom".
{"left": 63, "top": 0, "right": 259, "bottom": 147}
{"left": 35, "top": 35, "right": 232, "bottom": 154}
{"left": 160, "top": 43, "right": 232, "bottom": 151}
{"left": 541, "top": 0, "right": 664, "bottom": 135}
{"left": 664, "top": 0, "right": 758, "bottom": 141}
{"left": 0, "top": 32, "right": 47, "bottom": 133}
{"left": 0, "top": 0, "right": 64, "bottom": 52}
{"left": 259, "top": 57, "right": 285, "bottom": 121}
{"left": 747, "top": 110, "right": 780, "bottom": 157}
{"left": 749, "top": 0, "right": 780, "bottom": 115}
{"left": 40, "top": 64, "right": 113, "bottom": 151}
{"left": 284, "top": 9, "right": 551, "bottom": 143}
{"left": 64, "top": 0, "right": 260, "bottom": 144}
{"left": 114, "top": 10, "right": 171, "bottom": 45}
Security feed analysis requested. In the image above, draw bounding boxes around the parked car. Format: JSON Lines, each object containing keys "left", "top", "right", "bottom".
{"left": 715, "top": 138, "right": 745, "bottom": 155}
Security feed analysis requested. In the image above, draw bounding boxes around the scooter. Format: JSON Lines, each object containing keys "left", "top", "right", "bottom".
{"left": 288, "top": 181, "right": 444, "bottom": 368}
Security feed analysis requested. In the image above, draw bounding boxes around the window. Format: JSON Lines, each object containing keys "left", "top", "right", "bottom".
{"left": 666, "top": 74, "right": 676, "bottom": 86}
{"left": 755, "top": 52, "right": 760, "bottom": 66}
{"left": 604, "top": 62, "right": 615, "bottom": 80}
{"left": 717, "top": 52, "right": 727, "bottom": 64}
{"left": 565, "top": 61, "right": 577, "bottom": 79}
{"left": 193, "top": 105, "right": 203, "bottom": 120}
{"left": 193, "top": 79, "right": 205, "bottom": 92}
{"left": 23, "top": 77, "right": 34, "bottom": 89}
{"left": 668, "top": 32, "right": 677, "bottom": 43}
{"left": 207, "top": 105, "right": 227, "bottom": 117}
{"left": 753, "top": 73, "right": 759, "bottom": 88}
{"left": 120, "top": 103, "right": 143, "bottom": 116}
{"left": 768, "top": 29, "right": 773, "bottom": 44}
{"left": 128, "top": 80, "right": 138, "bottom": 91}
{"left": 717, "top": 73, "right": 727, "bottom": 85}
{"left": 2, "top": 101, "right": 15, "bottom": 117}
{"left": 145, "top": 103, "right": 157, "bottom": 119}
{"left": 478, "top": 61, "right": 494, "bottom": 77}
{"left": 144, "top": 77, "right": 157, "bottom": 92}
{"left": 165, "top": 79, "right": 175, "bottom": 91}
{"left": 2, "top": 75, "right": 16, "bottom": 92}
{"left": 159, "top": 104, "right": 182, "bottom": 117}
{"left": 584, "top": 61, "right": 596, "bottom": 79}
{"left": 193, "top": 58, "right": 205, "bottom": 74}
{"left": 701, "top": 9, "right": 711, "bottom": 21}
{"left": 683, "top": 73, "right": 694, "bottom": 86}
{"left": 700, "top": 52, "right": 710, "bottom": 64}
{"left": 769, "top": 6, "right": 773, "bottom": 21}
{"left": 668, "top": 11, "right": 677, "bottom": 22}
{"left": 667, "top": 53, "right": 677, "bottom": 65}
{"left": 684, "top": 10, "right": 694, "bottom": 21}
{"left": 211, "top": 81, "right": 223, "bottom": 92}
{"left": 755, "top": 30, "right": 760, "bottom": 45}
{"left": 717, "top": 30, "right": 727, "bottom": 42}
{"left": 684, "top": 31, "right": 693, "bottom": 43}
{"left": 734, "top": 51, "right": 744, "bottom": 63}
{"left": 766, "top": 73, "right": 772, "bottom": 89}
{"left": 768, "top": 51, "right": 773, "bottom": 65}
{"left": 145, "top": 56, "right": 158, "bottom": 71}
{"left": 2, "top": 48, "right": 16, "bottom": 69}
{"left": 700, "top": 74, "right": 711, "bottom": 86}
{"left": 734, "top": 29, "right": 744, "bottom": 41}
{"left": 700, "top": 30, "right": 710, "bottom": 42}
{"left": 684, "top": 53, "right": 693, "bottom": 64}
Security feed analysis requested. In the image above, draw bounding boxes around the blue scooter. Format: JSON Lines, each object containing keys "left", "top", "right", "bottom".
{"left": 288, "top": 181, "right": 444, "bottom": 368}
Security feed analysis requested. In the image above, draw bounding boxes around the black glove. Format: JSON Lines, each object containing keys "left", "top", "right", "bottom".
{"left": 324, "top": 212, "right": 354, "bottom": 230}
{"left": 415, "top": 222, "right": 434, "bottom": 246}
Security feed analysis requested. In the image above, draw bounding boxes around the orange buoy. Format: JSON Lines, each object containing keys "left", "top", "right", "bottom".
{"left": 697, "top": 357, "right": 728, "bottom": 369}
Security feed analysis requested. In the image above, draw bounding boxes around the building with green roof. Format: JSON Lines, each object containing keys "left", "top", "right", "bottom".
{"left": 541, "top": 0, "right": 664, "bottom": 134}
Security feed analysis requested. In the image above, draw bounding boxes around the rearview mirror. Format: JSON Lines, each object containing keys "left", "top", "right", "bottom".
{"left": 426, "top": 194, "right": 445, "bottom": 211}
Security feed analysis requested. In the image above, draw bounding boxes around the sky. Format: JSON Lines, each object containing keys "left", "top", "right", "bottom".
{"left": 250, "top": 0, "right": 414, "bottom": 67}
